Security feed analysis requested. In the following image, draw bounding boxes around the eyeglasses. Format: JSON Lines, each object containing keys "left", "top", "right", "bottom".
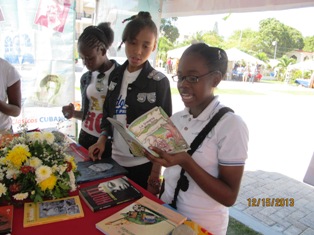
{"left": 95, "top": 73, "right": 105, "bottom": 92}
{"left": 172, "top": 70, "right": 219, "bottom": 83}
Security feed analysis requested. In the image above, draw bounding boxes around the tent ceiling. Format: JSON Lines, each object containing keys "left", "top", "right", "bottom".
{"left": 161, "top": 0, "right": 314, "bottom": 18}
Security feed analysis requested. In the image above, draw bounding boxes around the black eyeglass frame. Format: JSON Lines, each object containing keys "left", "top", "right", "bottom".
{"left": 172, "top": 70, "right": 220, "bottom": 83}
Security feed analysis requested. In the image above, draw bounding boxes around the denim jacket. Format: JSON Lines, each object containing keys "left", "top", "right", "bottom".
{"left": 79, "top": 60, "right": 120, "bottom": 121}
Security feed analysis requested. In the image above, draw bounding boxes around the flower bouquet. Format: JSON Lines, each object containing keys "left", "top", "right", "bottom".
{"left": 0, "top": 130, "right": 79, "bottom": 204}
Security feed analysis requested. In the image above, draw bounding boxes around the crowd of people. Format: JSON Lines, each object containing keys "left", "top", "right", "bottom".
{"left": 2, "top": 11, "right": 249, "bottom": 235}
{"left": 232, "top": 62, "right": 262, "bottom": 82}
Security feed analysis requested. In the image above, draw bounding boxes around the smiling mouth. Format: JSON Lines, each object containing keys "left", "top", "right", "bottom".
{"left": 180, "top": 92, "right": 193, "bottom": 101}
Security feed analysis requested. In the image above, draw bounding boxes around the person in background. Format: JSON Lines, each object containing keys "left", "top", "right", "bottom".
{"left": 0, "top": 58, "right": 21, "bottom": 133}
{"left": 88, "top": 11, "right": 172, "bottom": 195}
{"left": 145, "top": 43, "right": 249, "bottom": 234}
{"left": 62, "top": 22, "right": 119, "bottom": 157}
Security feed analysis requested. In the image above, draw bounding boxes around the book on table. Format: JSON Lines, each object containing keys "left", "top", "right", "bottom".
{"left": 0, "top": 205, "right": 13, "bottom": 235}
{"left": 96, "top": 196, "right": 187, "bottom": 235}
{"left": 76, "top": 157, "right": 128, "bottom": 184}
{"left": 23, "top": 196, "right": 84, "bottom": 227}
{"left": 172, "top": 220, "right": 213, "bottom": 235}
{"left": 79, "top": 176, "right": 143, "bottom": 212}
{"left": 107, "top": 106, "right": 189, "bottom": 157}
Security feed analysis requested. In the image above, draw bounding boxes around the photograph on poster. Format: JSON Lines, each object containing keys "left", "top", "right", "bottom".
{"left": 34, "top": 0, "right": 71, "bottom": 32}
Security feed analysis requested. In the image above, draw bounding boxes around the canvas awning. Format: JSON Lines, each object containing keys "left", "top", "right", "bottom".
{"left": 226, "top": 48, "right": 265, "bottom": 65}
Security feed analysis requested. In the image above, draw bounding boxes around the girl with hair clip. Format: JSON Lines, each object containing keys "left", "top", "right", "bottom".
{"left": 144, "top": 43, "right": 249, "bottom": 234}
{"left": 62, "top": 22, "right": 119, "bottom": 156}
{"left": 88, "top": 11, "right": 172, "bottom": 195}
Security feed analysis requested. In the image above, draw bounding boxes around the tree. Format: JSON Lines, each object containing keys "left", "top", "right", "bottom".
{"left": 303, "top": 36, "right": 314, "bottom": 52}
{"left": 276, "top": 55, "right": 296, "bottom": 81}
{"left": 159, "top": 18, "right": 179, "bottom": 43}
{"left": 157, "top": 36, "right": 173, "bottom": 65}
{"left": 224, "top": 29, "right": 259, "bottom": 52}
{"left": 258, "top": 18, "right": 304, "bottom": 58}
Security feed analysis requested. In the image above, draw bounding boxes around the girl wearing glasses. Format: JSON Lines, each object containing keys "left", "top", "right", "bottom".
{"left": 62, "top": 22, "right": 119, "bottom": 155}
{"left": 88, "top": 12, "right": 172, "bottom": 195}
{"left": 145, "top": 43, "right": 249, "bottom": 234}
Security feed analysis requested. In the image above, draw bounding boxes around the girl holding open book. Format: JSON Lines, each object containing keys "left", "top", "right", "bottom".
{"left": 145, "top": 43, "right": 249, "bottom": 234}
{"left": 88, "top": 12, "right": 172, "bottom": 195}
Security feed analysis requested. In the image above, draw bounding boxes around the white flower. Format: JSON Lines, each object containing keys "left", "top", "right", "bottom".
{"left": 68, "top": 171, "right": 77, "bottom": 192}
{"left": 13, "top": 192, "right": 29, "bottom": 200}
{"left": 27, "top": 132, "right": 44, "bottom": 143}
{"left": 27, "top": 157, "right": 42, "bottom": 169}
{"left": 0, "top": 183, "right": 7, "bottom": 197}
{"left": 6, "top": 168, "right": 20, "bottom": 179}
{"left": 35, "top": 165, "right": 52, "bottom": 182}
{"left": 42, "top": 132, "right": 55, "bottom": 144}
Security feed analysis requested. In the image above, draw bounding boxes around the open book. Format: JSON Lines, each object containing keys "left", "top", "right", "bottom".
{"left": 107, "top": 106, "right": 189, "bottom": 157}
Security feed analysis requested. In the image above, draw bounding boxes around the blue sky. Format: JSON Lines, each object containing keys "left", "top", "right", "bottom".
{"left": 174, "top": 7, "right": 314, "bottom": 39}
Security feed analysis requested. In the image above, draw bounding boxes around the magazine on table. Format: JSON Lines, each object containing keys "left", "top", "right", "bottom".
{"left": 96, "top": 196, "right": 187, "bottom": 235}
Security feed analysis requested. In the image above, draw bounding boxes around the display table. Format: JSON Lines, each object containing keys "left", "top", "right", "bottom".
{"left": 11, "top": 175, "right": 163, "bottom": 235}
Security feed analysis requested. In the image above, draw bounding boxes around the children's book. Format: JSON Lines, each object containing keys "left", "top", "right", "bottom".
{"left": 76, "top": 158, "right": 128, "bottom": 184}
{"left": 96, "top": 196, "right": 187, "bottom": 235}
{"left": 107, "top": 106, "right": 189, "bottom": 157}
{"left": 79, "top": 176, "right": 143, "bottom": 212}
{"left": 23, "top": 196, "right": 84, "bottom": 227}
{"left": 171, "top": 220, "right": 213, "bottom": 235}
{"left": 0, "top": 205, "right": 13, "bottom": 235}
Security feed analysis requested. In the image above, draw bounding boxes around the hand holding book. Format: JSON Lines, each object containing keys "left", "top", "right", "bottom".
{"left": 107, "top": 107, "right": 189, "bottom": 157}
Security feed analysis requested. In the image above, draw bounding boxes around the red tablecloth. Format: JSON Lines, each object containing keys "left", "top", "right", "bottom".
{"left": 12, "top": 175, "right": 163, "bottom": 235}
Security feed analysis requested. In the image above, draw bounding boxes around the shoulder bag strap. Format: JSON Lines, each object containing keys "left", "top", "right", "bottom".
{"left": 169, "top": 107, "right": 234, "bottom": 209}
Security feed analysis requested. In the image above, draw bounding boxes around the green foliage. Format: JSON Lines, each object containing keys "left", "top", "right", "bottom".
{"left": 160, "top": 18, "right": 179, "bottom": 43}
{"left": 257, "top": 18, "right": 304, "bottom": 58}
{"left": 224, "top": 29, "right": 260, "bottom": 53}
{"left": 157, "top": 36, "right": 174, "bottom": 65}
{"left": 303, "top": 36, "right": 314, "bottom": 52}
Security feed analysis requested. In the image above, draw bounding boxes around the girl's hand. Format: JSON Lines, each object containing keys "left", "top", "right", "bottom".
{"left": 62, "top": 103, "right": 75, "bottom": 119}
{"left": 144, "top": 147, "right": 190, "bottom": 168}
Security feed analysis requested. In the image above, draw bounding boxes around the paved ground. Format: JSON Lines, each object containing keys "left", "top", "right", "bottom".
{"left": 170, "top": 78, "right": 314, "bottom": 235}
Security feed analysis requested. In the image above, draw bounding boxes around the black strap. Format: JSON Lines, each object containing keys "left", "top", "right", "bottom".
{"left": 169, "top": 107, "right": 234, "bottom": 209}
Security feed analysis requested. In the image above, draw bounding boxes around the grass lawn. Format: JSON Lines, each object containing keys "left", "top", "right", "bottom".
{"left": 227, "top": 217, "right": 262, "bottom": 235}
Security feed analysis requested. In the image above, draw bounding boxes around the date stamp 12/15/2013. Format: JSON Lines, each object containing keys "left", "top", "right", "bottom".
{"left": 247, "top": 198, "right": 294, "bottom": 207}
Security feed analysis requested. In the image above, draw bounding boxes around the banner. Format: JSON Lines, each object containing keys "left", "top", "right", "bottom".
{"left": 0, "top": 0, "right": 76, "bottom": 137}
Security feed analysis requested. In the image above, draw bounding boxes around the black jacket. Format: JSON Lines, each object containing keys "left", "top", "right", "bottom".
{"left": 100, "top": 60, "right": 172, "bottom": 137}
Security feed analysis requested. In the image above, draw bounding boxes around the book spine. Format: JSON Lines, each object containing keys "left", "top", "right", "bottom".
{"left": 81, "top": 187, "right": 115, "bottom": 212}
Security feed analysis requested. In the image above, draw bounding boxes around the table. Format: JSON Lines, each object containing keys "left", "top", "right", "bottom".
{"left": 12, "top": 175, "right": 163, "bottom": 235}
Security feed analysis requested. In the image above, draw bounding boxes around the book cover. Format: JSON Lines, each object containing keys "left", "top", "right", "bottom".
{"left": 96, "top": 196, "right": 187, "bottom": 235}
{"left": 0, "top": 205, "right": 13, "bottom": 235}
{"left": 107, "top": 106, "right": 189, "bottom": 157}
{"left": 23, "top": 196, "right": 84, "bottom": 227}
{"left": 79, "top": 176, "right": 143, "bottom": 212}
{"left": 76, "top": 158, "right": 128, "bottom": 184}
{"left": 171, "top": 220, "right": 213, "bottom": 235}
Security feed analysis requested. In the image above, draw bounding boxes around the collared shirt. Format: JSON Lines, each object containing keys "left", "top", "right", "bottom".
{"left": 161, "top": 96, "right": 249, "bottom": 235}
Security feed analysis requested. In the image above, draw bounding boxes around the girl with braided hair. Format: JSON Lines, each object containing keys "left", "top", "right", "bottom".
{"left": 62, "top": 22, "right": 119, "bottom": 155}
{"left": 88, "top": 12, "right": 172, "bottom": 195}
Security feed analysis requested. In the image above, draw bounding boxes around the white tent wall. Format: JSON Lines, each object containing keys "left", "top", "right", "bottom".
{"left": 161, "top": 0, "right": 314, "bottom": 17}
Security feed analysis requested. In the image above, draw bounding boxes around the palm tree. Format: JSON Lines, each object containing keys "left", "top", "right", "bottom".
{"left": 276, "top": 55, "right": 296, "bottom": 81}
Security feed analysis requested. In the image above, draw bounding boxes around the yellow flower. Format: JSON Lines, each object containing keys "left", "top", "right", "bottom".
{"left": 13, "top": 192, "right": 29, "bottom": 200}
{"left": 38, "top": 175, "right": 57, "bottom": 191}
{"left": 6, "top": 145, "right": 31, "bottom": 168}
{"left": 35, "top": 165, "right": 52, "bottom": 182}
{"left": 42, "top": 132, "right": 55, "bottom": 144}
{"left": 0, "top": 183, "right": 7, "bottom": 197}
{"left": 65, "top": 155, "right": 77, "bottom": 171}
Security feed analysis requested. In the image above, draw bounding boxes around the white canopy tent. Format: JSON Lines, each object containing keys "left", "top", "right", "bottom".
{"left": 166, "top": 45, "right": 190, "bottom": 59}
{"left": 226, "top": 48, "right": 265, "bottom": 65}
{"left": 288, "top": 60, "right": 314, "bottom": 71}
